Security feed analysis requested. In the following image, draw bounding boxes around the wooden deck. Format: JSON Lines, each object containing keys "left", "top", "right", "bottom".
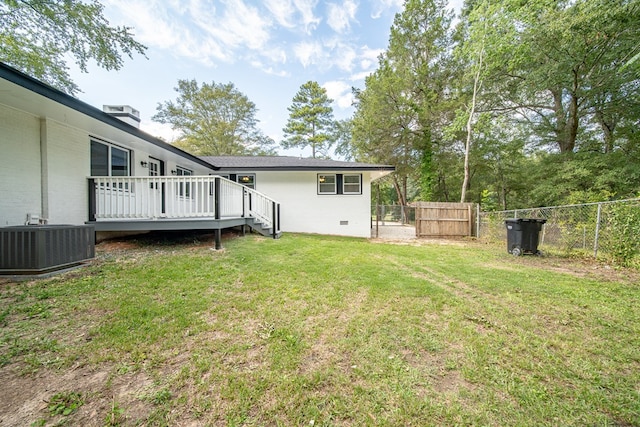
{"left": 87, "top": 175, "right": 281, "bottom": 247}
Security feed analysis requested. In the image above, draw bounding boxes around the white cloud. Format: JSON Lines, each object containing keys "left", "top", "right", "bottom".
{"left": 190, "top": 0, "right": 271, "bottom": 51}
{"left": 293, "top": 41, "right": 324, "bottom": 67}
{"left": 333, "top": 43, "right": 357, "bottom": 71}
{"left": 293, "top": 0, "right": 322, "bottom": 33}
{"left": 103, "top": 0, "right": 389, "bottom": 82}
{"left": 327, "top": 0, "right": 358, "bottom": 33}
{"left": 104, "top": 0, "right": 272, "bottom": 66}
{"left": 323, "top": 80, "right": 353, "bottom": 109}
{"left": 370, "top": 0, "right": 403, "bottom": 19}
{"left": 264, "top": 0, "right": 296, "bottom": 28}
{"left": 358, "top": 45, "right": 383, "bottom": 70}
{"left": 250, "top": 60, "right": 290, "bottom": 77}
{"left": 142, "top": 120, "right": 183, "bottom": 143}
{"left": 349, "top": 70, "right": 372, "bottom": 81}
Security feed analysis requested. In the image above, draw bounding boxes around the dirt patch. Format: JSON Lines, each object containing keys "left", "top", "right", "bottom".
{"left": 0, "top": 362, "right": 156, "bottom": 427}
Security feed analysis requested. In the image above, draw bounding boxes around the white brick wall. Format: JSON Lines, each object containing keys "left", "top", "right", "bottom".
{"left": 44, "top": 119, "right": 91, "bottom": 224}
{"left": 0, "top": 105, "right": 42, "bottom": 226}
{"left": 254, "top": 171, "right": 372, "bottom": 238}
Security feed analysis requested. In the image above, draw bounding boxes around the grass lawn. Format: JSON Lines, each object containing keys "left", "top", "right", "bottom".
{"left": 1, "top": 232, "right": 639, "bottom": 426}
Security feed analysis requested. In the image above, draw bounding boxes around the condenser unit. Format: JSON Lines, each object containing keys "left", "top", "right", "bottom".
{"left": 0, "top": 225, "right": 95, "bottom": 276}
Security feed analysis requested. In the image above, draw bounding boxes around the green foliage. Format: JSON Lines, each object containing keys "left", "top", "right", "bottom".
{"left": 48, "top": 391, "right": 83, "bottom": 416}
{"left": 153, "top": 79, "right": 276, "bottom": 155}
{"left": 352, "top": 0, "right": 453, "bottom": 204}
{"left": 104, "top": 398, "right": 125, "bottom": 426}
{"left": 353, "top": 0, "right": 640, "bottom": 209}
{"left": 0, "top": 0, "right": 146, "bottom": 95}
{"left": 602, "top": 202, "right": 640, "bottom": 266}
{"left": 282, "top": 81, "right": 336, "bottom": 158}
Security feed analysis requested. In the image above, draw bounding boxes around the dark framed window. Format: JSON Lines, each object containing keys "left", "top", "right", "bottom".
{"left": 343, "top": 174, "right": 362, "bottom": 194}
{"left": 236, "top": 174, "right": 256, "bottom": 189}
{"left": 318, "top": 173, "right": 362, "bottom": 195}
{"left": 318, "top": 174, "right": 337, "bottom": 194}
{"left": 90, "top": 140, "right": 130, "bottom": 177}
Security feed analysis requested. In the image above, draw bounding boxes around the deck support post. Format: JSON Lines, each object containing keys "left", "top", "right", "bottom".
{"left": 214, "top": 229, "right": 222, "bottom": 250}
{"left": 213, "top": 177, "right": 222, "bottom": 250}
{"left": 88, "top": 178, "right": 96, "bottom": 222}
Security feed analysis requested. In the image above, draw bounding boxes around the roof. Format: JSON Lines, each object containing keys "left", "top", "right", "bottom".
{"left": 200, "top": 156, "right": 395, "bottom": 172}
{"left": 0, "top": 62, "right": 217, "bottom": 171}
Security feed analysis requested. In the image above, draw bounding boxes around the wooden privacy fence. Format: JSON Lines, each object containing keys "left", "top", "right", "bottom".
{"left": 414, "top": 202, "right": 476, "bottom": 238}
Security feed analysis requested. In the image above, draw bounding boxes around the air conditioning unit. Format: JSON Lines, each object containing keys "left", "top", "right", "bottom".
{"left": 0, "top": 225, "right": 95, "bottom": 276}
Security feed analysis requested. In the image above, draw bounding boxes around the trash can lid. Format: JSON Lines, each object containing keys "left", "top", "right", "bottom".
{"left": 505, "top": 218, "right": 547, "bottom": 224}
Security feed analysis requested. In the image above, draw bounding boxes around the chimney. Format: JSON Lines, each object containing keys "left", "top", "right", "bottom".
{"left": 103, "top": 105, "right": 141, "bottom": 128}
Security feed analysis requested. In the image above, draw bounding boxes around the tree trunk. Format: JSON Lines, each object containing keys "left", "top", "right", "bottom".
{"left": 392, "top": 175, "right": 407, "bottom": 207}
{"left": 551, "top": 79, "right": 579, "bottom": 154}
{"left": 595, "top": 109, "right": 616, "bottom": 153}
{"left": 461, "top": 40, "right": 484, "bottom": 203}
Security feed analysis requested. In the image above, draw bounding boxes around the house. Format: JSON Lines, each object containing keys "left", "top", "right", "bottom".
{"left": 201, "top": 156, "right": 394, "bottom": 238}
{"left": 0, "top": 62, "right": 394, "bottom": 256}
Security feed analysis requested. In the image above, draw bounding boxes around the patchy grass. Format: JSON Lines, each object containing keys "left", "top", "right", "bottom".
{"left": 1, "top": 232, "right": 639, "bottom": 426}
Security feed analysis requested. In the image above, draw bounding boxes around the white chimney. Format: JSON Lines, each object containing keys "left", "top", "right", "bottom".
{"left": 103, "top": 105, "right": 141, "bottom": 128}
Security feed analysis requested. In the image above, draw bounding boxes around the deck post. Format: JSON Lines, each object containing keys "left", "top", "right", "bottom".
{"left": 242, "top": 188, "right": 246, "bottom": 218}
{"left": 214, "top": 177, "right": 221, "bottom": 220}
{"left": 88, "top": 178, "right": 96, "bottom": 221}
{"left": 213, "top": 176, "right": 222, "bottom": 250}
{"left": 272, "top": 201, "right": 277, "bottom": 238}
{"left": 214, "top": 229, "right": 222, "bottom": 250}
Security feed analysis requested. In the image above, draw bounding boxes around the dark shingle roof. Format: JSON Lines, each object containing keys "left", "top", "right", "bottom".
{"left": 201, "top": 156, "right": 395, "bottom": 171}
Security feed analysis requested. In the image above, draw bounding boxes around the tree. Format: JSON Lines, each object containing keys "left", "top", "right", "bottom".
{"left": 470, "top": 0, "right": 640, "bottom": 154}
{"left": 352, "top": 0, "right": 453, "bottom": 205}
{"left": 282, "top": 81, "right": 336, "bottom": 158}
{"left": 153, "top": 79, "right": 276, "bottom": 156}
{"left": 0, "top": 0, "right": 146, "bottom": 95}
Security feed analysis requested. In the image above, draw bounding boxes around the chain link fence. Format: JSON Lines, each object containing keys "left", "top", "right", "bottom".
{"left": 371, "top": 205, "right": 416, "bottom": 226}
{"left": 478, "top": 198, "right": 640, "bottom": 262}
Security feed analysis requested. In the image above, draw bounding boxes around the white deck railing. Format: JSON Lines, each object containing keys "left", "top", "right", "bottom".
{"left": 88, "top": 175, "right": 280, "bottom": 232}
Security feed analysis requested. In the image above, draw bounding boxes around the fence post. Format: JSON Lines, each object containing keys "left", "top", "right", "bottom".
{"left": 593, "top": 203, "right": 602, "bottom": 258}
{"left": 476, "top": 204, "right": 481, "bottom": 238}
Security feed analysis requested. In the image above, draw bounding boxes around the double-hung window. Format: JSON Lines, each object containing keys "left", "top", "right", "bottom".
{"left": 318, "top": 173, "right": 361, "bottom": 195}
{"left": 342, "top": 174, "right": 362, "bottom": 194}
{"left": 318, "top": 174, "right": 337, "bottom": 194}
{"left": 175, "top": 166, "right": 193, "bottom": 198}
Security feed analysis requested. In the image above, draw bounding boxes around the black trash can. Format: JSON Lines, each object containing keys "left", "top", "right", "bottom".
{"left": 505, "top": 218, "right": 546, "bottom": 256}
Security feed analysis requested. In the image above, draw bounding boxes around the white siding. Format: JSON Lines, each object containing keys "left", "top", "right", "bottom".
{"left": 254, "top": 171, "right": 372, "bottom": 238}
{"left": 1, "top": 105, "right": 216, "bottom": 227}
{"left": 0, "top": 105, "right": 42, "bottom": 226}
{"left": 44, "top": 119, "right": 90, "bottom": 224}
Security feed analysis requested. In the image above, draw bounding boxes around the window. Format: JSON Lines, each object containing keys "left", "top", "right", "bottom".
{"left": 236, "top": 174, "right": 255, "bottom": 189}
{"left": 90, "top": 140, "right": 130, "bottom": 177}
{"left": 175, "top": 166, "right": 193, "bottom": 198}
{"left": 318, "top": 174, "right": 362, "bottom": 195}
{"left": 318, "top": 174, "right": 337, "bottom": 194}
{"left": 343, "top": 174, "right": 362, "bottom": 194}
{"left": 175, "top": 166, "right": 192, "bottom": 176}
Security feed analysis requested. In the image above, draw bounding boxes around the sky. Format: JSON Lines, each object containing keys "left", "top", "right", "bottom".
{"left": 70, "top": 0, "right": 462, "bottom": 157}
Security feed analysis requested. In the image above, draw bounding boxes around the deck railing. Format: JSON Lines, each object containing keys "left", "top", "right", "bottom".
{"left": 88, "top": 175, "right": 280, "bottom": 233}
